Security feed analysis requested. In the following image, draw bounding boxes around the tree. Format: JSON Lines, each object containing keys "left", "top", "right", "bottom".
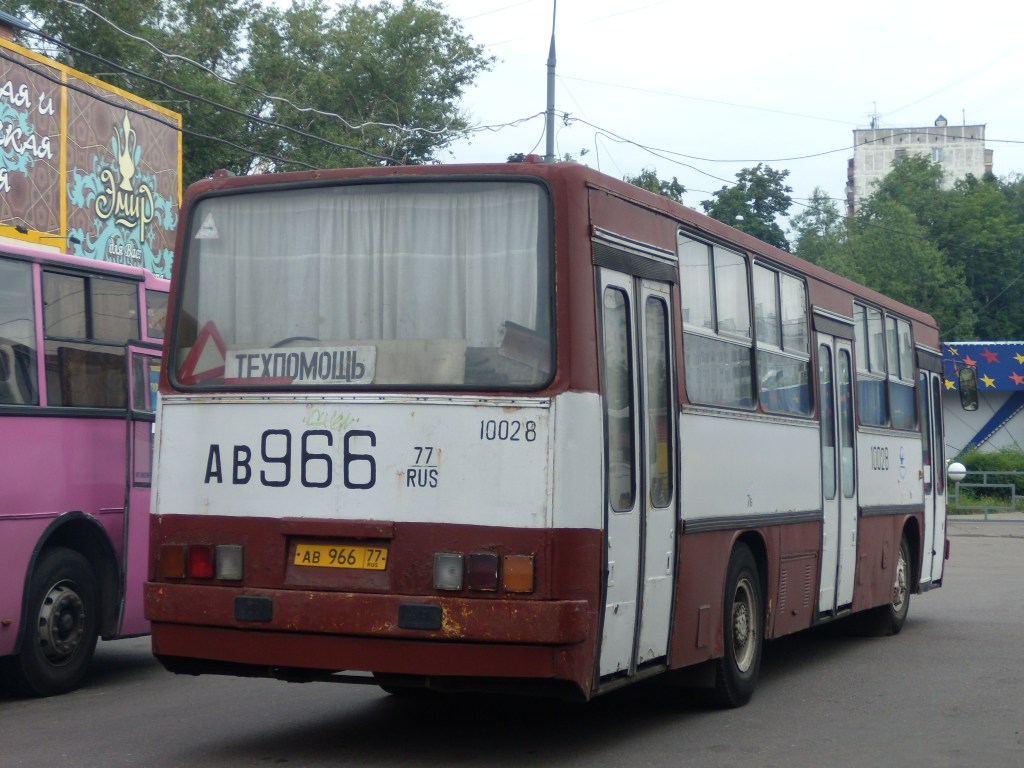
{"left": 865, "top": 157, "right": 1024, "bottom": 339}
{"left": 867, "top": 154, "right": 948, "bottom": 233}
{"left": 826, "top": 199, "right": 976, "bottom": 338}
{"left": 13, "top": 0, "right": 264, "bottom": 184}
{"left": 796, "top": 153, "right": 1024, "bottom": 340}
{"left": 941, "top": 176, "right": 1024, "bottom": 339}
{"left": 243, "top": 0, "right": 492, "bottom": 170}
{"left": 623, "top": 168, "right": 685, "bottom": 203}
{"left": 701, "top": 164, "right": 792, "bottom": 250}
{"left": 790, "top": 187, "right": 845, "bottom": 268}
{"left": 12, "top": 0, "right": 493, "bottom": 184}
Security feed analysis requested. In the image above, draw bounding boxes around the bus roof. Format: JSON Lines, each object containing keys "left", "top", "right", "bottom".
{"left": 0, "top": 239, "right": 169, "bottom": 290}
{"left": 180, "top": 161, "right": 940, "bottom": 347}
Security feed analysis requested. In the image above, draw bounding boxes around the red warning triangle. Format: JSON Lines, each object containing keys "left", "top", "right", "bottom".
{"left": 178, "top": 321, "right": 226, "bottom": 384}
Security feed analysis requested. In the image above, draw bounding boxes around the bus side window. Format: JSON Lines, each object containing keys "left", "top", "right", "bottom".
{"left": 55, "top": 346, "right": 127, "bottom": 408}
{"left": 0, "top": 259, "right": 39, "bottom": 405}
{"left": 603, "top": 287, "right": 635, "bottom": 512}
{"left": 146, "top": 289, "right": 168, "bottom": 340}
{"left": 43, "top": 271, "right": 136, "bottom": 408}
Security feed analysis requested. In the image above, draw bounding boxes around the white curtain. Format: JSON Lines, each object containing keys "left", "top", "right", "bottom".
{"left": 194, "top": 181, "right": 545, "bottom": 348}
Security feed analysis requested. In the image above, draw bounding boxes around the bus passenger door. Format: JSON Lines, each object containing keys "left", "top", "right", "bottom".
{"left": 598, "top": 270, "right": 677, "bottom": 678}
{"left": 817, "top": 335, "right": 858, "bottom": 615}
{"left": 919, "top": 371, "right": 947, "bottom": 586}
{"left": 119, "top": 345, "right": 160, "bottom": 636}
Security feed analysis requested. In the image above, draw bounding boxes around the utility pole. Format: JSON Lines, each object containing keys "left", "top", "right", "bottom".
{"left": 543, "top": 0, "right": 557, "bottom": 163}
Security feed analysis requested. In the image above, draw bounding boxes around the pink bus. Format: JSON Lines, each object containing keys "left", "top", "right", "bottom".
{"left": 0, "top": 241, "right": 167, "bottom": 697}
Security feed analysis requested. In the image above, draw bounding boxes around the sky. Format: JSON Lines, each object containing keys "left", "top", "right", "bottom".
{"left": 435, "top": 0, "right": 1024, "bottom": 227}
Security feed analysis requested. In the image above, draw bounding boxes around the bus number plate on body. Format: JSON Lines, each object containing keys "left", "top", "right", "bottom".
{"left": 293, "top": 543, "right": 388, "bottom": 570}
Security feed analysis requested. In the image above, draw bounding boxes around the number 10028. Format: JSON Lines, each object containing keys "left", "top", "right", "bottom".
{"left": 479, "top": 419, "right": 537, "bottom": 442}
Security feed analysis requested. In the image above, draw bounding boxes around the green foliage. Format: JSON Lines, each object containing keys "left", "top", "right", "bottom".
{"left": 244, "top": 0, "right": 492, "bottom": 170}
{"left": 791, "top": 154, "right": 1024, "bottom": 341}
{"left": 843, "top": 200, "right": 976, "bottom": 336}
{"left": 12, "top": 0, "right": 493, "bottom": 184}
{"left": 790, "top": 187, "right": 844, "bottom": 267}
{"left": 941, "top": 177, "right": 1024, "bottom": 339}
{"left": 623, "top": 168, "right": 685, "bottom": 203}
{"left": 868, "top": 154, "right": 948, "bottom": 230}
{"left": 701, "top": 164, "right": 792, "bottom": 251}
{"left": 14, "top": 0, "right": 264, "bottom": 184}
{"left": 955, "top": 446, "right": 1024, "bottom": 497}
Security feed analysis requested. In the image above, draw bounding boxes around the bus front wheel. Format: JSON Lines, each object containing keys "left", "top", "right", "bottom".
{"left": 1, "top": 547, "right": 100, "bottom": 697}
{"left": 857, "top": 535, "right": 911, "bottom": 637}
{"left": 712, "top": 543, "right": 763, "bottom": 708}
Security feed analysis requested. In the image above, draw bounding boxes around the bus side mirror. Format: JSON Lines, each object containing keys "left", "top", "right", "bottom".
{"left": 958, "top": 367, "right": 978, "bottom": 411}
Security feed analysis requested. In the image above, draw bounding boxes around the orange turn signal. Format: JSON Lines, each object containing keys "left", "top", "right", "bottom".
{"left": 502, "top": 554, "right": 535, "bottom": 594}
{"left": 159, "top": 544, "right": 187, "bottom": 579}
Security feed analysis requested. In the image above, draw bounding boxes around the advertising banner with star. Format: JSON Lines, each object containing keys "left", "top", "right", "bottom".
{"left": 944, "top": 342, "right": 1024, "bottom": 451}
{"left": 944, "top": 342, "right": 1024, "bottom": 393}
{"left": 0, "top": 36, "right": 181, "bottom": 278}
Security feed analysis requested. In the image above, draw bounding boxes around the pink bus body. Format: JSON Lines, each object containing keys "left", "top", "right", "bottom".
{"left": 0, "top": 241, "right": 167, "bottom": 696}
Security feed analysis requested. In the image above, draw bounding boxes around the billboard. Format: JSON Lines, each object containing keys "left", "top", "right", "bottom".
{"left": 0, "top": 36, "right": 181, "bottom": 278}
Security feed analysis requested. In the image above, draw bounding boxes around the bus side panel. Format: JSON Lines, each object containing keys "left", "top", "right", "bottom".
{"left": 772, "top": 521, "right": 823, "bottom": 638}
{"left": 856, "top": 432, "right": 924, "bottom": 510}
{"left": 550, "top": 392, "right": 603, "bottom": 531}
{"left": 670, "top": 410, "right": 823, "bottom": 668}
{"left": 668, "top": 519, "right": 822, "bottom": 670}
{"left": 679, "top": 411, "right": 821, "bottom": 529}
{"left": 0, "top": 414, "right": 129, "bottom": 656}
{"left": 852, "top": 512, "right": 922, "bottom": 613}
{"left": 0, "top": 517, "right": 45, "bottom": 656}
{"left": 669, "top": 530, "right": 734, "bottom": 668}
{"left": 1, "top": 415, "right": 129, "bottom": 533}
{"left": 853, "top": 431, "right": 924, "bottom": 611}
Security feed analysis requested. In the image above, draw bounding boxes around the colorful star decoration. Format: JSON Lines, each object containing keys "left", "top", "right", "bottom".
{"left": 944, "top": 342, "right": 1024, "bottom": 391}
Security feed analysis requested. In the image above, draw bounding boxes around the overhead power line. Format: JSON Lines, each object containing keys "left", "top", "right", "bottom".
{"left": 20, "top": 22, "right": 401, "bottom": 166}
{"left": 34, "top": 0, "right": 550, "bottom": 167}
{"left": 21, "top": 0, "right": 1024, "bottom": 201}
{"left": 0, "top": 45, "right": 317, "bottom": 171}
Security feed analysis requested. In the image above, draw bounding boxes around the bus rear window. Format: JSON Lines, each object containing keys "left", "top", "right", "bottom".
{"left": 172, "top": 180, "right": 553, "bottom": 391}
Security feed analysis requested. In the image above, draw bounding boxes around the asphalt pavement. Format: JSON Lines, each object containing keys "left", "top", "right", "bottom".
{"left": 947, "top": 512, "right": 1024, "bottom": 537}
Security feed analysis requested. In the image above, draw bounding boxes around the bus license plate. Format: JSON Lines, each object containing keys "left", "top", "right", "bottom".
{"left": 293, "top": 543, "right": 388, "bottom": 571}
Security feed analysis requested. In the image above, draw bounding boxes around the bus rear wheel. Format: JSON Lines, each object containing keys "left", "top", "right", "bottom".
{"left": 712, "top": 543, "right": 763, "bottom": 708}
{"left": 1, "top": 547, "right": 100, "bottom": 697}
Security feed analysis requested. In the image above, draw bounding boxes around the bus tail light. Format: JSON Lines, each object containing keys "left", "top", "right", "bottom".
{"left": 434, "top": 553, "right": 464, "bottom": 590}
{"left": 159, "top": 544, "right": 187, "bottom": 579}
{"left": 433, "top": 552, "right": 535, "bottom": 594}
{"left": 159, "top": 544, "right": 242, "bottom": 580}
{"left": 466, "top": 553, "right": 499, "bottom": 591}
{"left": 188, "top": 545, "right": 215, "bottom": 578}
{"left": 502, "top": 555, "right": 535, "bottom": 593}
{"left": 215, "top": 545, "right": 244, "bottom": 580}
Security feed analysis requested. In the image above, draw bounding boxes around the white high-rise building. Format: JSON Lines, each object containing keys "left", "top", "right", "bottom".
{"left": 846, "top": 115, "right": 992, "bottom": 214}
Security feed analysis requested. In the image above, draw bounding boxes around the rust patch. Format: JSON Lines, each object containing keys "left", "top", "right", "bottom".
{"left": 439, "top": 604, "right": 471, "bottom": 638}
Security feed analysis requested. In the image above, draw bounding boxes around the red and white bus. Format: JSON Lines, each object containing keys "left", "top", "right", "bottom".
{"left": 0, "top": 242, "right": 167, "bottom": 696}
{"left": 145, "top": 162, "right": 971, "bottom": 705}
